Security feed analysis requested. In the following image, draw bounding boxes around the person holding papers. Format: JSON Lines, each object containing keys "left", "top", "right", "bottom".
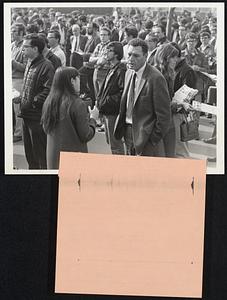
{"left": 70, "top": 24, "right": 88, "bottom": 70}
{"left": 171, "top": 42, "right": 197, "bottom": 158}
{"left": 154, "top": 43, "right": 179, "bottom": 157}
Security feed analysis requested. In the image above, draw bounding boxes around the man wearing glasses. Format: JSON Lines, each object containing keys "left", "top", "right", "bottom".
{"left": 182, "top": 32, "right": 209, "bottom": 73}
{"left": 18, "top": 34, "right": 54, "bottom": 169}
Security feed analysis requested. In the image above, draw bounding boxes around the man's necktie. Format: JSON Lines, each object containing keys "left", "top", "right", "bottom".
{"left": 126, "top": 72, "right": 137, "bottom": 120}
{"left": 74, "top": 37, "right": 79, "bottom": 52}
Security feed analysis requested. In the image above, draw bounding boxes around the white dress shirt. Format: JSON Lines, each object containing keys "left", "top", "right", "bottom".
{"left": 51, "top": 45, "right": 66, "bottom": 66}
{"left": 126, "top": 62, "right": 147, "bottom": 124}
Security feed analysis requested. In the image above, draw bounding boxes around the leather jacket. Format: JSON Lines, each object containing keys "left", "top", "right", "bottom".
{"left": 20, "top": 54, "right": 54, "bottom": 121}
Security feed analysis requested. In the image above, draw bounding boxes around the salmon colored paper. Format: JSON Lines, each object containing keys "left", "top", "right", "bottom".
{"left": 55, "top": 152, "right": 206, "bottom": 298}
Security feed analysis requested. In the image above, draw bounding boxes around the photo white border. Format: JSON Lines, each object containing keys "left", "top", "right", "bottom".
{"left": 4, "top": 2, "right": 225, "bottom": 175}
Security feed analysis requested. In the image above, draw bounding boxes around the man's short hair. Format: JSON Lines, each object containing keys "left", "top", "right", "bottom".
{"left": 125, "top": 26, "right": 138, "bottom": 39}
{"left": 128, "top": 38, "right": 148, "bottom": 55}
{"left": 26, "top": 24, "right": 39, "bottom": 34}
{"left": 55, "top": 11, "right": 62, "bottom": 18}
{"left": 72, "top": 24, "right": 80, "bottom": 31}
{"left": 24, "top": 33, "right": 45, "bottom": 54}
{"left": 96, "top": 16, "right": 105, "bottom": 26}
{"left": 35, "top": 18, "right": 44, "bottom": 27}
{"left": 145, "top": 33, "right": 158, "bottom": 43}
{"left": 144, "top": 20, "right": 153, "bottom": 30}
{"left": 106, "top": 19, "right": 114, "bottom": 28}
{"left": 180, "top": 18, "right": 188, "bottom": 26}
{"left": 91, "top": 22, "right": 99, "bottom": 31}
{"left": 107, "top": 41, "right": 123, "bottom": 61}
{"left": 185, "top": 32, "right": 197, "bottom": 41}
{"left": 38, "top": 32, "right": 48, "bottom": 45}
{"left": 200, "top": 31, "right": 211, "bottom": 39}
{"left": 79, "top": 15, "right": 87, "bottom": 23}
{"left": 68, "top": 18, "right": 76, "bottom": 26}
{"left": 12, "top": 23, "right": 26, "bottom": 36}
{"left": 170, "top": 42, "right": 182, "bottom": 57}
{"left": 100, "top": 26, "right": 111, "bottom": 36}
{"left": 48, "top": 30, "right": 61, "bottom": 43}
{"left": 71, "top": 10, "right": 80, "bottom": 17}
{"left": 171, "top": 22, "right": 179, "bottom": 30}
{"left": 154, "top": 24, "right": 166, "bottom": 33}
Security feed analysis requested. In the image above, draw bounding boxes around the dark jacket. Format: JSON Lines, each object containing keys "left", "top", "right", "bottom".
{"left": 181, "top": 48, "right": 209, "bottom": 72}
{"left": 83, "top": 34, "right": 101, "bottom": 62}
{"left": 46, "top": 98, "right": 96, "bottom": 169}
{"left": 174, "top": 58, "right": 196, "bottom": 92}
{"left": 173, "top": 58, "right": 197, "bottom": 114}
{"left": 97, "top": 62, "right": 126, "bottom": 115}
{"left": 20, "top": 54, "right": 54, "bottom": 121}
{"left": 114, "top": 63, "right": 171, "bottom": 155}
{"left": 46, "top": 50, "right": 62, "bottom": 71}
{"left": 110, "top": 28, "right": 119, "bottom": 42}
{"left": 11, "top": 40, "right": 27, "bottom": 79}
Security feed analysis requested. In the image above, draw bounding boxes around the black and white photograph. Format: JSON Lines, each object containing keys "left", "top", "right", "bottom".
{"left": 4, "top": 2, "right": 224, "bottom": 174}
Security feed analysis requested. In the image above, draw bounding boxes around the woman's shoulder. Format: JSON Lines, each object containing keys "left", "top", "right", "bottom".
{"left": 69, "top": 95, "right": 87, "bottom": 112}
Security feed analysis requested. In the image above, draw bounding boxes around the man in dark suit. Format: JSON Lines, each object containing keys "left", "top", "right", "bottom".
{"left": 106, "top": 20, "right": 119, "bottom": 42}
{"left": 70, "top": 24, "right": 88, "bottom": 70}
{"left": 114, "top": 38, "right": 171, "bottom": 156}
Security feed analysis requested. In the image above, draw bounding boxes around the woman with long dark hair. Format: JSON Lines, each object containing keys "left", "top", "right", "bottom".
{"left": 154, "top": 43, "right": 179, "bottom": 157}
{"left": 41, "top": 67, "right": 98, "bottom": 169}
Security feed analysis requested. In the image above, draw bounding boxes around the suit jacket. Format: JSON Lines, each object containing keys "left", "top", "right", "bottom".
{"left": 83, "top": 35, "right": 101, "bottom": 62}
{"left": 70, "top": 35, "right": 88, "bottom": 69}
{"left": 97, "top": 62, "right": 127, "bottom": 115}
{"left": 119, "top": 29, "right": 125, "bottom": 42}
{"left": 70, "top": 34, "right": 88, "bottom": 53}
{"left": 114, "top": 63, "right": 171, "bottom": 155}
{"left": 147, "top": 48, "right": 157, "bottom": 66}
{"left": 110, "top": 28, "right": 119, "bottom": 42}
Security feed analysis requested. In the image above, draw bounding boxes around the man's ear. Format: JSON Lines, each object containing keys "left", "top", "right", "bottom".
{"left": 33, "top": 46, "right": 38, "bottom": 53}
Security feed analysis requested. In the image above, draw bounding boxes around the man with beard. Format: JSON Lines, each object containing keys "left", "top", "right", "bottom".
{"left": 152, "top": 25, "right": 170, "bottom": 46}
{"left": 82, "top": 22, "right": 101, "bottom": 62}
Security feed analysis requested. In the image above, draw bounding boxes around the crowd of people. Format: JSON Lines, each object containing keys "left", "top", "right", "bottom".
{"left": 11, "top": 7, "right": 217, "bottom": 169}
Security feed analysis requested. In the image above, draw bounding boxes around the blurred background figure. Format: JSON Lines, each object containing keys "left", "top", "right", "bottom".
{"left": 145, "top": 33, "right": 158, "bottom": 65}
{"left": 47, "top": 30, "right": 66, "bottom": 66}
{"left": 11, "top": 23, "right": 27, "bottom": 143}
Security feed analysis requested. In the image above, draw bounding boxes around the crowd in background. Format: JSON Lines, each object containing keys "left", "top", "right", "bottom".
{"left": 11, "top": 6, "right": 217, "bottom": 169}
